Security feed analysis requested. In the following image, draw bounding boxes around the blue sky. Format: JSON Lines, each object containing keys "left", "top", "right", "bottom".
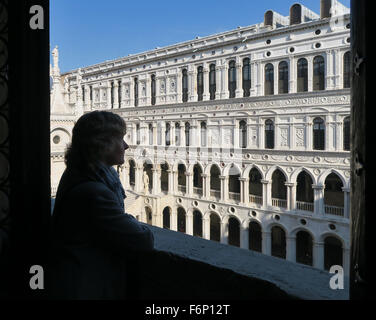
{"left": 50, "top": 0, "right": 350, "bottom": 74}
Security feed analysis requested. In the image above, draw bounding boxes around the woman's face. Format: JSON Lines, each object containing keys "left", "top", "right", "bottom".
{"left": 103, "top": 133, "right": 129, "bottom": 166}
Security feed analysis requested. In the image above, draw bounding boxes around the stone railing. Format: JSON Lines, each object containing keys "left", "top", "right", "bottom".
{"left": 296, "top": 201, "right": 314, "bottom": 212}
{"left": 249, "top": 194, "right": 263, "bottom": 205}
{"left": 272, "top": 198, "right": 287, "bottom": 209}
{"left": 325, "top": 205, "right": 344, "bottom": 217}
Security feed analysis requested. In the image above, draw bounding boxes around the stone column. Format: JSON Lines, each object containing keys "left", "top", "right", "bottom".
{"left": 342, "top": 187, "right": 350, "bottom": 219}
{"left": 186, "top": 212, "right": 193, "bottom": 236}
{"left": 135, "top": 164, "right": 143, "bottom": 192}
{"left": 220, "top": 221, "right": 228, "bottom": 244}
{"left": 152, "top": 168, "right": 160, "bottom": 195}
{"left": 215, "top": 64, "right": 222, "bottom": 100}
{"left": 186, "top": 172, "right": 193, "bottom": 196}
{"left": 262, "top": 231, "right": 272, "bottom": 256}
{"left": 120, "top": 80, "right": 127, "bottom": 108}
{"left": 152, "top": 123, "right": 157, "bottom": 146}
{"left": 289, "top": 56, "right": 296, "bottom": 94}
{"left": 308, "top": 56, "right": 314, "bottom": 92}
{"left": 285, "top": 182, "right": 293, "bottom": 211}
{"left": 145, "top": 77, "right": 151, "bottom": 106}
{"left": 167, "top": 169, "right": 173, "bottom": 194}
{"left": 243, "top": 178, "right": 250, "bottom": 205}
{"left": 234, "top": 121, "right": 239, "bottom": 148}
{"left": 113, "top": 81, "right": 119, "bottom": 108}
{"left": 235, "top": 60, "right": 243, "bottom": 98}
{"left": 84, "top": 85, "right": 90, "bottom": 111}
{"left": 312, "top": 184, "right": 325, "bottom": 215}
{"left": 273, "top": 62, "right": 278, "bottom": 95}
{"left": 286, "top": 236, "right": 296, "bottom": 262}
{"left": 326, "top": 50, "right": 333, "bottom": 90}
{"left": 188, "top": 68, "right": 197, "bottom": 102}
{"left": 129, "top": 79, "right": 135, "bottom": 107}
{"left": 171, "top": 208, "right": 178, "bottom": 231}
{"left": 172, "top": 170, "right": 178, "bottom": 195}
{"left": 313, "top": 241, "right": 325, "bottom": 270}
{"left": 160, "top": 122, "right": 166, "bottom": 146}
{"left": 221, "top": 64, "right": 229, "bottom": 99}
{"left": 259, "top": 122, "right": 265, "bottom": 149}
{"left": 240, "top": 222, "right": 249, "bottom": 250}
{"left": 170, "top": 123, "right": 176, "bottom": 146}
{"left": 203, "top": 63, "right": 210, "bottom": 101}
{"left": 180, "top": 121, "right": 186, "bottom": 147}
{"left": 219, "top": 176, "right": 227, "bottom": 202}
{"left": 177, "top": 70, "right": 182, "bottom": 103}
{"left": 261, "top": 179, "right": 271, "bottom": 209}
{"left": 106, "top": 81, "right": 112, "bottom": 109}
{"left": 202, "top": 173, "right": 210, "bottom": 200}
{"left": 203, "top": 217, "right": 210, "bottom": 240}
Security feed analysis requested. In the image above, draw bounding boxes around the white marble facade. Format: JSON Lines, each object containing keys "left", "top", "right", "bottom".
{"left": 50, "top": 0, "right": 351, "bottom": 275}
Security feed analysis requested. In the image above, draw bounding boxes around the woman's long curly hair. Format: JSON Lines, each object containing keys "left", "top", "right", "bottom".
{"left": 64, "top": 111, "right": 126, "bottom": 173}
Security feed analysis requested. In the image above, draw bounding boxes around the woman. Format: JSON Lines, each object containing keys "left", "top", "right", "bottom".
{"left": 46, "top": 111, "right": 154, "bottom": 299}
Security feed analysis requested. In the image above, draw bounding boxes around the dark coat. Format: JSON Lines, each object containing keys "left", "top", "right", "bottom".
{"left": 46, "top": 166, "right": 154, "bottom": 300}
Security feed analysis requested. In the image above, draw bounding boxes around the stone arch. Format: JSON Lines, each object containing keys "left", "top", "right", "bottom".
{"left": 265, "top": 222, "right": 289, "bottom": 235}
{"left": 265, "top": 165, "right": 289, "bottom": 182}
{"left": 204, "top": 162, "right": 222, "bottom": 175}
{"left": 319, "top": 232, "right": 346, "bottom": 248}
{"left": 222, "top": 213, "right": 242, "bottom": 225}
{"left": 188, "top": 161, "right": 204, "bottom": 175}
{"left": 291, "top": 167, "right": 317, "bottom": 185}
{"left": 223, "top": 162, "right": 242, "bottom": 176}
{"left": 172, "top": 159, "right": 188, "bottom": 172}
{"left": 227, "top": 215, "right": 241, "bottom": 247}
{"left": 318, "top": 169, "right": 348, "bottom": 188}
{"left": 290, "top": 226, "right": 316, "bottom": 241}
{"left": 192, "top": 209, "right": 203, "bottom": 237}
{"left": 242, "top": 164, "right": 265, "bottom": 179}
{"left": 248, "top": 219, "right": 263, "bottom": 252}
{"left": 162, "top": 206, "right": 171, "bottom": 229}
{"left": 209, "top": 211, "right": 221, "bottom": 242}
{"left": 50, "top": 127, "right": 71, "bottom": 137}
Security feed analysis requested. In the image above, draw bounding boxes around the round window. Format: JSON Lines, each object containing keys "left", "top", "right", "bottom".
{"left": 274, "top": 215, "right": 280, "bottom": 221}
{"left": 300, "top": 219, "right": 307, "bottom": 225}
{"left": 329, "top": 224, "right": 336, "bottom": 230}
{"left": 53, "top": 135, "right": 60, "bottom": 144}
{"left": 315, "top": 29, "right": 321, "bottom": 35}
{"left": 315, "top": 43, "right": 321, "bottom": 49}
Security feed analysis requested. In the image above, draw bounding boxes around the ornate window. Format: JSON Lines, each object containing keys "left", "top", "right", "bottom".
{"left": 278, "top": 61, "right": 289, "bottom": 94}
{"left": 89, "top": 85, "right": 93, "bottom": 101}
{"left": 110, "top": 81, "right": 114, "bottom": 109}
{"left": 197, "top": 66, "right": 204, "bottom": 101}
{"left": 209, "top": 64, "right": 216, "bottom": 100}
{"left": 297, "top": 58, "right": 308, "bottom": 92}
{"left": 228, "top": 60, "right": 236, "bottom": 98}
{"left": 82, "top": 85, "right": 85, "bottom": 102}
{"left": 134, "top": 77, "right": 138, "bottom": 106}
{"left": 265, "top": 119, "right": 275, "bottom": 149}
{"left": 239, "top": 120, "right": 247, "bottom": 148}
{"left": 151, "top": 74, "right": 156, "bottom": 105}
{"left": 201, "top": 121, "right": 207, "bottom": 147}
{"left": 343, "top": 51, "right": 351, "bottom": 89}
{"left": 185, "top": 122, "right": 190, "bottom": 146}
{"left": 118, "top": 80, "right": 122, "bottom": 107}
{"left": 175, "top": 122, "right": 181, "bottom": 146}
{"left": 136, "top": 123, "right": 140, "bottom": 145}
{"left": 182, "top": 69, "right": 188, "bottom": 102}
{"left": 243, "top": 58, "right": 251, "bottom": 97}
{"left": 165, "top": 123, "right": 171, "bottom": 146}
{"left": 149, "top": 123, "right": 153, "bottom": 145}
{"left": 264, "top": 63, "right": 274, "bottom": 95}
{"left": 313, "top": 56, "right": 325, "bottom": 91}
{"left": 313, "top": 117, "right": 325, "bottom": 150}
{"left": 343, "top": 116, "right": 350, "bottom": 151}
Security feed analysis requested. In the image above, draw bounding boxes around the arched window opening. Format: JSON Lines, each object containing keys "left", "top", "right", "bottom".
{"left": 210, "top": 165, "right": 221, "bottom": 199}
{"left": 324, "top": 173, "right": 344, "bottom": 216}
{"left": 228, "top": 217, "right": 240, "bottom": 247}
{"left": 228, "top": 165, "right": 241, "bottom": 202}
{"left": 193, "top": 164, "right": 203, "bottom": 196}
{"left": 148, "top": 123, "right": 153, "bottom": 145}
{"left": 129, "top": 160, "right": 135, "bottom": 188}
{"left": 343, "top": 51, "right": 351, "bottom": 89}
{"left": 175, "top": 122, "right": 181, "bottom": 146}
{"left": 313, "top": 56, "right": 325, "bottom": 91}
{"left": 278, "top": 61, "right": 289, "bottom": 94}
{"left": 313, "top": 117, "right": 325, "bottom": 150}
{"left": 178, "top": 164, "right": 187, "bottom": 194}
{"left": 136, "top": 123, "right": 140, "bottom": 145}
{"left": 265, "top": 119, "right": 275, "bottom": 149}
{"left": 210, "top": 213, "right": 221, "bottom": 242}
{"left": 249, "top": 168, "right": 263, "bottom": 205}
{"left": 271, "top": 226, "right": 286, "bottom": 259}
{"left": 182, "top": 69, "right": 188, "bottom": 102}
{"left": 134, "top": 77, "right": 139, "bottom": 107}
{"left": 264, "top": 63, "right": 274, "bottom": 95}
{"left": 239, "top": 120, "right": 247, "bottom": 148}
{"left": 209, "top": 64, "right": 216, "bottom": 100}
{"left": 193, "top": 210, "right": 203, "bottom": 237}
{"left": 185, "top": 122, "right": 190, "bottom": 146}
{"left": 296, "top": 231, "right": 313, "bottom": 266}
{"left": 201, "top": 121, "right": 207, "bottom": 147}
{"left": 163, "top": 207, "right": 171, "bottom": 229}
{"left": 228, "top": 60, "right": 236, "bottom": 98}
{"left": 177, "top": 207, "right": 186, "bottom": 233}
{"left": 151, "top": 74, "right": 156, "bottom": 105}
{"left": 324, "top": 236, "right": 343, "bottom": 271}
{"left": 160, "top": 163, "right": 169, "bottom": 193}
{"left": 145, "top": 207, "right": 153, "bottom": 225}
{"left": 197, "top": 66, "right": 204, "bottom": 101}
{"left": 243, "top": 58, "right": 251, "bottom": 97}
{"left": 165, "top": 123, "right": 171, "bottom": 146}
{"left": 343, "top": 116, "right": 350, "bottom": 151}
{"left": 271, "top": 170, "right": 287, "bottom": 208}
{"left": 297, "top": 58, "right": 308, "bottom": 92}
{"left": 249, "top": 221, "right": 262, "bottom": 252}
{"left": 296, "top": 171, "right": 314, "bottom": 212}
